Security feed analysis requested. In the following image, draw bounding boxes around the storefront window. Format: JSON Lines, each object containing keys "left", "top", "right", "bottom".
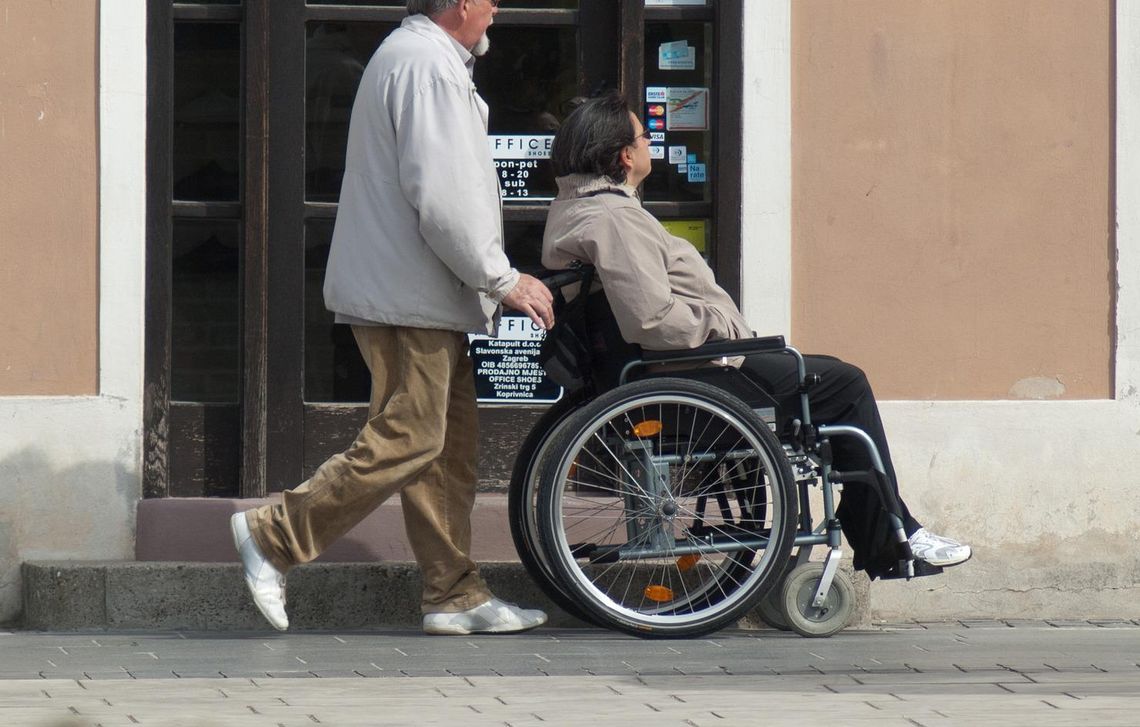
{"left": 641, "top": 21, "right": 713, "bottom": 204}
{"left": 151, "top": 0, "right": 740, "bottom": 495}
{"left": 172, "top": 22, "right": 241, "bottom": 201}
{"left": 171, "top": 221, "right": 242, "bottom": 402}
{"left": 306, "top": 22, "right": 397, "bottom": 202}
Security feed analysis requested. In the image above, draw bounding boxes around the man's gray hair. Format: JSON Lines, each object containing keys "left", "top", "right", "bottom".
{"left": 407, "top": 0, "right": 460, "bottom": 15}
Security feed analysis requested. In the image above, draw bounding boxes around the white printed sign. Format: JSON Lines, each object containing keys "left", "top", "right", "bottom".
{"left": 489, "top": 135, "right": 555, "bottom": 201}
{"left": 488, "top": 135, "right": 554, "bottom": 160}
{"left": 666, "top": 87, "right": 709, "bottom": 131}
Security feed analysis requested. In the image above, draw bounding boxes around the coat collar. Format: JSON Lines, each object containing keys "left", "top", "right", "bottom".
{"left": 554, "top": 174, "right": 639, "bottom": 201}
{"left": 401, "top": 13, "right": 475, "bottom": 76}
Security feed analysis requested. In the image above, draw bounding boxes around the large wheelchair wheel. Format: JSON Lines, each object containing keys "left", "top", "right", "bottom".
{"left": 507, "top": 388, "right": 596, "bottom": 624}
{"left": 536, "top": 378, "right": 797, "bottom": 637}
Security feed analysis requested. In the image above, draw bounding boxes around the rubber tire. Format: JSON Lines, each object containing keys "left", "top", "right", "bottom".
{"left": 755, "top": 588, "right": 791, "bottom": 631}
{"left": 779, "top": 563, "right": 855, "bottom": 638}
{"left": 752, "top": 553, "right": 803, "bottom": 630}
{"left": 507, "top": 388, "right": 596, "bottom": 624}
{"left": 537, "top": 377, "right": 797, "bottom": 638}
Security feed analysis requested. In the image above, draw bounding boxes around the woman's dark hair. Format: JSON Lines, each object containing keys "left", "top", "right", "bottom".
{"left": 550, "top": 91, "right": 636, "bottom": 183}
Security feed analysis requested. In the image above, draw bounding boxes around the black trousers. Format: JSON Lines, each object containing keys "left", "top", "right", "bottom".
{"left": 742, "top": 353, "right": 922, "bottom": 578}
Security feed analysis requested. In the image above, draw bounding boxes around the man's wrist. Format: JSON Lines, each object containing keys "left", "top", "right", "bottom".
{"left": 489, "top": 268, "right": 521, "bottom": 303}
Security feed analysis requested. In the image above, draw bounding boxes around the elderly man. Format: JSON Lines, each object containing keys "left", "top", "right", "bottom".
{"left": 230, "top": 0, "right": 555, "bottom": 635}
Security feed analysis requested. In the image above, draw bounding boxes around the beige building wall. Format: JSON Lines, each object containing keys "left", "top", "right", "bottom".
{"left": 791, "top": 0, "right": 1113, "bottom": 400}
{"left": 0, "top": 0, "right": 99, "bottom": 396}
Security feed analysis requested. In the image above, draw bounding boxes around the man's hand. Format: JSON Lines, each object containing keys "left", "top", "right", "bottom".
{"left": 502, "top": 274, "right": 555, "bottom": 330}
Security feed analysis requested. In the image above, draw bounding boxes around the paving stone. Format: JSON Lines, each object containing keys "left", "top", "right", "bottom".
{"left": 1, "top": 627, "right": 1140, "bottom": 724}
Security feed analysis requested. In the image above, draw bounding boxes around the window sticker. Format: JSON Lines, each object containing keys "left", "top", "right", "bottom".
{"left": 666, "top": 87, "right": 708, "bottom": 131}
{"left": 668, "top": 145, "right": 688, "bottom": 165}
{"left": 488, "top": 135, "right": 555, "bottom": 201}
{"left": 661, "top": 219, "right": 708, "bottom": 254}
{"left": 646, "top": 86, "right": 668, "bottom": 103}
{"left": 649, "top": 145, "right": 665, "bottom": 160}
{"left": 687, "top": 163, "right": 707, "bottom": 183}
{"left": 650, "top": 132, "right": 665, "bottom": 143}
{"left": 469, "top": 315, "right": 562, "bottom": 404}
{"left": 658, "top": 40, "right": 696, "bottom": 71}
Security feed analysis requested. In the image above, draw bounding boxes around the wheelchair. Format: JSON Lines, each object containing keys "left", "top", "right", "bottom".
{"left": 508, "top": 266, "right": 929, "bottom": 639}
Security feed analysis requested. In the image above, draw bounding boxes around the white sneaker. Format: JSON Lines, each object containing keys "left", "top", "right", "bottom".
{"left": 230, "top": 512, "right": 289, "bottom": 631}
{"left": 422, "top": 597, "right": 547, "bottom": 635}
{"left": 908, "top": 527, "right": 973, "bottom": 567}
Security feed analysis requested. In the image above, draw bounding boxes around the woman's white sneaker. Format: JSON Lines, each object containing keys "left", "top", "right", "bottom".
{"left": 423, "top": 597, "right": 547, "bottom": 635}
{"left": 230, "top": 512, "right": 289, "bottom": 631}
{"left": 908, "top": 527, "right": 973, "bottom": 567}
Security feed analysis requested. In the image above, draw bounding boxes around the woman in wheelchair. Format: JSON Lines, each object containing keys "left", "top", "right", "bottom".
{"left": 540, "top": 92, "right": 971, "bottom": 581}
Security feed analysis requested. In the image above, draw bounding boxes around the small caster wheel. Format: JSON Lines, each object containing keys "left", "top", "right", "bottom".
{"left": 780, "top": 563, "right": 854, "bottom": 638}
{"left": 755, "top": 588, "right": 790, "bottom": 631}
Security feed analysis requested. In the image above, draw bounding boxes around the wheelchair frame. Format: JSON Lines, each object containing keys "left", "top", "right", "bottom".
{"left": 509, "top": 267, "right": 921, "bottom": 638}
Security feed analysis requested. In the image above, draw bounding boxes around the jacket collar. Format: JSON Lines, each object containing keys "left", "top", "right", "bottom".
{"left": 401, "top": 13, "right": 475, "bottom": 77}
{"left": 554, "top": 174, "right": 639, "bottom": 201}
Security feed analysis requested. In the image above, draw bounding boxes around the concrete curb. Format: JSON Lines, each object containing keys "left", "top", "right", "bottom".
{"left": 23, "top": 561, "right": 870, "bottom": 632}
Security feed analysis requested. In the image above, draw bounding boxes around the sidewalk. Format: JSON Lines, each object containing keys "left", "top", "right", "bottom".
{"left": 1, "top": 621, "right": 1138, "bottom": 726}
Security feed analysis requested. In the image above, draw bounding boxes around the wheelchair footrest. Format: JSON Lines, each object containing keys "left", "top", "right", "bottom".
{"left": 877, "top": 559, "right": 943, "bottom": 581}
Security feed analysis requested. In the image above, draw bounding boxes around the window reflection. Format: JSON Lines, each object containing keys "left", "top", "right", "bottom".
{"left": 173, "top": 22, "right": 241, "bottom": 201}
{"left": 305, "top": 22, "right": 579, "bottom": 203}
{"left": 305, "top": 0, "right": 578, "bottom": 5}
{"left": 478, "top": 26, "right": 579, "bottom": 201}
{"left": 304, "top": 222, "right": 370, "bottom": 403}
{"left": 306, "top": 22, "right": 396, "bottom": 202}
{"left": 172, "top": 220, "right": 242, "bottom": 402}
{"left": 477, "top": 26, "right": 577, "bottom": 134}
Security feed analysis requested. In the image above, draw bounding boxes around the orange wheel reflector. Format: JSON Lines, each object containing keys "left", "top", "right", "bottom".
{"left": 568, "top": 460, "right": 579, "bottom": 478}
{"left": 676, "top": 554, "right": 701, "bottom": 572}
{"left": 644, "top": 585, "right": 674, "bottom": 602}
{"left": 632, "top": 420, "right": 663, "bottom": 438}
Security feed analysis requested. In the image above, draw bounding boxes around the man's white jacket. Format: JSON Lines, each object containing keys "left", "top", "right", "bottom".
{"left": 323, "top": 14, "right": 518, "bottom": 334}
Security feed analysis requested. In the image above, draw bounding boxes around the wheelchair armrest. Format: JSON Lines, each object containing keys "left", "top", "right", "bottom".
{"left": 640, "top": 335, "right": 787, "bottom": 363}
{"left": 536, "top": 265, "right": 596, "bottom": 292}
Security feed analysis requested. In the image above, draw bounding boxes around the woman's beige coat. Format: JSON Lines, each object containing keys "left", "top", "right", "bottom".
{"left": 542, "top": 174, "right": 752, "bottom": 350}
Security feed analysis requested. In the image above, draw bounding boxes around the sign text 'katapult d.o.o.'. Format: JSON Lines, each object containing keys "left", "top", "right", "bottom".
{"left": 469, "top": 314, "right": 563, "bottom": 404}
{"left": 488, "top": 135, "right": 556, "bottom": 202}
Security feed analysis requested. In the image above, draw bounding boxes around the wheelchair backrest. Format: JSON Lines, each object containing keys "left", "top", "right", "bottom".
{"left": 539, "top": 264, "right": 642, "bottom": 394}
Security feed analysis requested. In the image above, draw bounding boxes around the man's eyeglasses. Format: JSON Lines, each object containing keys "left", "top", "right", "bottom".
{"left": 485, "top": 0, "right": 501, "bottom": 6}
{"left": 633, "top": 128, "right": 652, "bottom": 143}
